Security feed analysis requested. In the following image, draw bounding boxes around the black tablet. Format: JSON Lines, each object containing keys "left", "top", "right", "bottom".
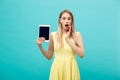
{"left": 39, "top": 25, "right": 50, "bottom": 42}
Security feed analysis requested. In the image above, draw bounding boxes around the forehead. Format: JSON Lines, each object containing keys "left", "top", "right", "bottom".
{"left": 61, "top": 12, "right": 71, "bottom": 18}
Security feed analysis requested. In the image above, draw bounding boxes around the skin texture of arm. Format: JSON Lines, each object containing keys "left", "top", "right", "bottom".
{"left": 66, "top": 32, "right": 84, "bottom": 58}
{"left": 36, "top": 34, "right": 54, "bottom": 60}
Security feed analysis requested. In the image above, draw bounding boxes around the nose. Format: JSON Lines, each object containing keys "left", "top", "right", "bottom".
{"left": 65, "top": 19, "right": 69, "bottom": 23}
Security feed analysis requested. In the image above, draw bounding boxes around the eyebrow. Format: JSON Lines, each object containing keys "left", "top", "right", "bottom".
{"left": 62, "top": 16, "right": 71, "bottom": 18}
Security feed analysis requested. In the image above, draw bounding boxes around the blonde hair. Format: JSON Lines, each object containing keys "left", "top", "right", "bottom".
{"left": 56, "top": 10, "right": 76, "bottom": 48}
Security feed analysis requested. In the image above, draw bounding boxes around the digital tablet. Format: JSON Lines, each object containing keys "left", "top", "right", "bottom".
{"left": 39, "top": 25, "right": 50, "bottom": 42}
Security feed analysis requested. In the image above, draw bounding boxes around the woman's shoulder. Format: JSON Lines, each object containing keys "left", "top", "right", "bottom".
{"left": 50, "top": 31, "right": 57, "bottom": 36}
{"left": 75, "top": 31, "right": 81, "bottom": 35}
{"left": 51, "top": 31, "right": 57, "bottom": 34}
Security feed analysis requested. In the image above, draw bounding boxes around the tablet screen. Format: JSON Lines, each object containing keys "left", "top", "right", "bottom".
{"left": 39, "top": 25, "right": 50, "bottom": 42}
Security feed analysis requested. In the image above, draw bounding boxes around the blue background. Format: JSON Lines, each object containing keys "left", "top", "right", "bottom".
{"left": 0, "top": 0, "right": 120, "bottom": 80}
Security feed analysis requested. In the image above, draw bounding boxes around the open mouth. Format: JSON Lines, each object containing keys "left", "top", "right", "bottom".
{"left": 65, "top": 24, "right": 69, "bottom": 27}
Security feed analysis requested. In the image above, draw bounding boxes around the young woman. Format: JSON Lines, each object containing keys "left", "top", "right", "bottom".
{"left": 36, "top": 10, "right": 84, "bottom": 80}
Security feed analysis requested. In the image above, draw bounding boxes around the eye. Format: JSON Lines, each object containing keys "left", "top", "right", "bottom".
{"left": 68, "top": 17, "right": 71, "bottom": 20}
{"left": 62, "top": 17, "right": 66, "bottom": 20}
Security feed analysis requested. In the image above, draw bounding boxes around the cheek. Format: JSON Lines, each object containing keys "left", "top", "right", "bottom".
{"left": 60, "top": 20, "right": 64, "bottom": 24}
{"left": 61, "top": 21, "right": 65, "bottom": 25}
{"left": 60, "top": 21, "right": 65, "bottom": 27}
{"left": 69, "top": 20, "right": 72, "bottom": 24}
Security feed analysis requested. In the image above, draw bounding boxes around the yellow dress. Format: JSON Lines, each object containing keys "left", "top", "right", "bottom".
{"left": 49, "top": 32, "right": 80, "bottom": 80}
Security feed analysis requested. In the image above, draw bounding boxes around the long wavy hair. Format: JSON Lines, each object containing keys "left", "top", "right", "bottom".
{"left": 56, "top": 10, "right": 76, "bottom": 48}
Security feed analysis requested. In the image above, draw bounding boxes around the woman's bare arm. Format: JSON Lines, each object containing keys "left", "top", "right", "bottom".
{"left": 36, "top": 34, "right": 54, "bottom": 60}
{"left": 66, "top": 32, "right": 84, "bottom": 58}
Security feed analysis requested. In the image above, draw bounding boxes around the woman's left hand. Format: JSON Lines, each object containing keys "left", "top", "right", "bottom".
{"left": 65, "top": 26, "right": 71, "bottom": 40}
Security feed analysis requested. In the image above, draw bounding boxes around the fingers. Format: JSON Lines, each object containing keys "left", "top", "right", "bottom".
{"left": 38, "top": 37, "right": 45, "bottom": 41}
{"left": 36, "top": 37, "right": 45, "bottom": 44}
{"left": 69, "top": 26, "right": 71, "bottom": 33}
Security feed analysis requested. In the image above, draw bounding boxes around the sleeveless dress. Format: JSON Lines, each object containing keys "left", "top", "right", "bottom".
{"left": 49, "top": 32, "right": 80, "bottom": 80}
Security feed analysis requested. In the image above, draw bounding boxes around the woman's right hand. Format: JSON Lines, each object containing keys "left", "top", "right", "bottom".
{"left": 36, "top": 37, "right": 45, "bottom": 45}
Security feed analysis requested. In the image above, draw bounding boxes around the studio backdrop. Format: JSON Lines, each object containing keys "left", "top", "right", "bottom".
{"left": 0, "top": 0, "right": 120, "bottom": 80}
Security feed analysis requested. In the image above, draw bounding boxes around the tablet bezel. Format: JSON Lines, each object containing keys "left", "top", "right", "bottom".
{"left": 38, "top": 25, "right": 50, "bottom": 42}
